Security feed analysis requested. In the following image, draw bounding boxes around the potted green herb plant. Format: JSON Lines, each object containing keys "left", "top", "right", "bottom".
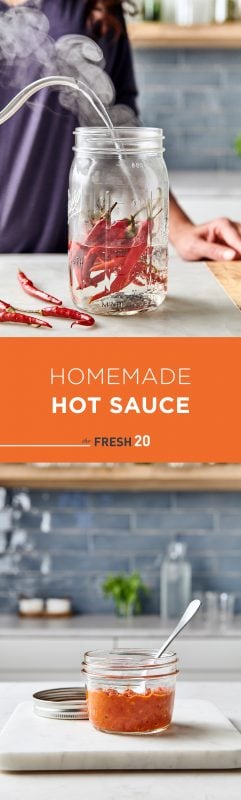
{"left": 102, "top": 572, "right": 149, "bottom": 618}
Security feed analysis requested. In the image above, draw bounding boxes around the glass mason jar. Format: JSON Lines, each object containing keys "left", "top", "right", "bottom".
{"left": 68, "top": 128, "right": 169, "bottom": 316}
{"left": 82, "top": 649, "right": 178, "bottom": 734}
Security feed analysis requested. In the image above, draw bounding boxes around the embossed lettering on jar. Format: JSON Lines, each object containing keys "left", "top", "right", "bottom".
{"left": 68, "top": 128, "right": 169, "bottom": 316}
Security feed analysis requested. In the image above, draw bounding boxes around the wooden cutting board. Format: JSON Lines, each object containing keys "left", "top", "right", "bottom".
{"left": 0, "top": 700, "right": 241, "bottom": 771}
{"left": 208, "top": 262, "right": 241, "bottom": 309}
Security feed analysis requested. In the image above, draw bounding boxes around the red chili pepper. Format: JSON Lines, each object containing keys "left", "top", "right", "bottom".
{"left": 89, "top": 269, "right": 105, "bottom": 288}
{"left": 81, "top": 245, "right": 104, "bottom": 286}
{"left": 91, "top": 257, "right": 121, "bottom": 273}
{"left": 18, "top": 271, "right": 62, "bottom": 305}
{"left": 33, "top": 305, "right": 95, "bottom": 326}
{"left": 70, "top": 320, "right": 94, "bottom": 329}
{"left": 0, "top": 299, "right": 11, "bottom": 310}
{"left": 89, "top": 257, "right": 124, "bottom": 289}
{"left": 107, "top": 218, "right": 131, "bottom": 244}
{"left": 0, "top": 310, "right": 52, "bottom": 328}
{"left": 89, "top": 287, "right": 112, "bottom": 304}
{"left": 90, "top": 220, "right": 150, "bottom": 302}
{"left": 83, "top": 217, "right": 108, "bottom": 247}
{"left": 73, "top": 211, "right": 136, "bottom": 292}
{"left": 110, "top": 220, "right": 151, "bottom": 292}
{"left": 83, "top": 202, "right": 118, "bottom": 247}
{"left": 81, "top": 246, "right": 128, "bottom": 290}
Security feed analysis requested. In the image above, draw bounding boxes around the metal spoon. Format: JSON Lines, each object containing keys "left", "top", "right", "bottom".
{"left": 157, "top": 598, "right": 201, "bottom": 658}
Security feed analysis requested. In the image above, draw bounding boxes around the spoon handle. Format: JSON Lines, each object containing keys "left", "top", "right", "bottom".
{"left": 157, "top": 598, "right": 201, "bottom": 659}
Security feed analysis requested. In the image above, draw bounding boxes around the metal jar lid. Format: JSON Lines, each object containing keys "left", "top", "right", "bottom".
{"left": 33, "top": 687, "right": 88, "bottom": 720}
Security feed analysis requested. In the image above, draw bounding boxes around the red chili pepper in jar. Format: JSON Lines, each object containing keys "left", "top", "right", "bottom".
{"left": 81, "top": 245, "right": 105, "bottom": 287}
{"left": 109, "top": 219, "right": 151, "bottom": 291}
{"left": 107, "top": 218, "right": 132, "bottom": 244}
{"left": 90, "top": 219, "right": 150, "bottom": 302}
{"left": 80, "top": 214, "right": 132, "bottom": 285}
{"left": 0, "top": 310, "right": 52, "bottom": 328}
{"left": 81, "top": 247, "right": 127, "bottom": 289}
{"left": 18, "top": 271, "right": 62, "bottom": 305}
{"left": 83, "top": 217, "right": 108, "bottom": 247}
{"left": 83, "top": 202, "right": 118, "bottom": 247}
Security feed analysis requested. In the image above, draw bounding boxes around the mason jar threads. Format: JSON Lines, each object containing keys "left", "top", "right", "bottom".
{"left": 68, "top": 128, "right": 169, "bottom": 316}
{"left": 82, "top": 649, "right": 178, "bottom": 734}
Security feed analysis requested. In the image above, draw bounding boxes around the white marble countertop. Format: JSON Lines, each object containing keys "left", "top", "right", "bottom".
{"left": 170, "top": 171, "right": 241, "bottom": 197}
{"left": 0, "top": 613, "right": 240, "bottom": 639}
{"left": 0, "top": 254, "right": 240, "bottom": 337}
{"left": 0, "top": 681, "right": 241, "bottom": 799}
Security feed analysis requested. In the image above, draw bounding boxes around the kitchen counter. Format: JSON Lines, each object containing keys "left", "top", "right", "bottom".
{"left": 0, "top": 253, "right": 240, "bottom": 338}
{"left": 1, "top": 615, "right": 240, "bottom": 683}
{"left": 0, "top": 613, "right": 240, "bottom": 639}
{"left": 170, "top": 171, "right": 241, "bottom": 197}
{"left": 0, "top": 681, "right": 241, "bottom": 799}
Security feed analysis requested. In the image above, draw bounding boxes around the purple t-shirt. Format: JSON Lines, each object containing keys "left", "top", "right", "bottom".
{"left": 0, "top": 1, "right": 138, "bottom": 252}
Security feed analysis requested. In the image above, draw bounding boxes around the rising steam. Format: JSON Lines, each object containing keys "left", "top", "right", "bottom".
{"left": 0, "top": 3, "right": 137, "bottom": 125}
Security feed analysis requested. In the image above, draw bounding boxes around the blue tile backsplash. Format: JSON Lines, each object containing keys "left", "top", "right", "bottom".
{"left": 133, "top": 49, "right": 241, "bottom": 169}
{"left": 0, "top": 489, "right": 241, "bottom": 614}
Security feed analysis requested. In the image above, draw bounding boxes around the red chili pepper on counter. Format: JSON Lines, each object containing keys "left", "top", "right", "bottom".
{"left": 0, "top": 298, "right": 94, "bottom": 328}
{"left": 0, "top": 299, "right": 11, "bottom": 310}
{"left": 18, "top": 271, "right": 62, "bottom": 305}
{"left": 31, "top": 305, "right": 95, "bottom": 327}
{"left": 0, "top": 310, "right": 52, "bottom": 328}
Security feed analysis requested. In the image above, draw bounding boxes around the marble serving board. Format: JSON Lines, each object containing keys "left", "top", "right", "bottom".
{"left": 0, "top": 700, "right": 241, "bottom": 771}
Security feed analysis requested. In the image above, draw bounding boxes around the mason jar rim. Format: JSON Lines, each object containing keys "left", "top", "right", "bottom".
{"left": 73, "top": 127, "right": 164, "bottom": 154}
{"left": 82, "top": 648, "right": 178, "bottom": 679}
{"left": 74, "top": 126, "right": 163, "bottom": 134}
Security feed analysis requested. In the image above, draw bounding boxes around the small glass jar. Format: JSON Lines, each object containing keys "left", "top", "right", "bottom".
{"left": 82, "top": 649, "right": 178, "bottom": 734}
{"left": 68, "top": 128, "right": 169, "bottom": 316}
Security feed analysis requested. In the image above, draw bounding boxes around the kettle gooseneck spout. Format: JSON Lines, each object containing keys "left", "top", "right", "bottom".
{"left": 0, "top": 75, "right": 113, "bottom": 129}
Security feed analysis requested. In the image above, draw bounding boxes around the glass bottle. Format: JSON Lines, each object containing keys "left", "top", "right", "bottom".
{"left": 68, "top": 127, "right": 169, "bottom": 316}
{"left": 161, "top": 541, "right": 192, "bottom": 618}
{"left": 174, "top": 0, "right": 193, "bottom": 24}
{"left": 162, "top": 0, "right": 176, "bottom": 21}
{"left": 214, "top": 0, "right": 228, "bottom": 21}
{"left": 175, "top": 0, "right": 214, "bottom": 24}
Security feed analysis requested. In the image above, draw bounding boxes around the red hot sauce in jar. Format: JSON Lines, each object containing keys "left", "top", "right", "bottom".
{"left": 87, "top": 686, "right": 175, "bottom": 734}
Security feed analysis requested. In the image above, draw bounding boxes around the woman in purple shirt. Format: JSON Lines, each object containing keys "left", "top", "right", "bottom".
{"left": 0, "top": 0, "right": 138, "bottom": 253}
{"left": 0, "top": 0, "right": 241, "bottom": 261}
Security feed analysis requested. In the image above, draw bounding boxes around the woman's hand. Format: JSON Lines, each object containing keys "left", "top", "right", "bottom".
{"left": 169, "top": 193, "right": 241, "bottom": 261}
{"left": 173, "top": 218, "right": 241, "bottom": 262}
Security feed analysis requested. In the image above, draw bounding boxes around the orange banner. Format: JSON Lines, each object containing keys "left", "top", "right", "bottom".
{"left": 0, "top": 336, "right": 240, "bottom": 463}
